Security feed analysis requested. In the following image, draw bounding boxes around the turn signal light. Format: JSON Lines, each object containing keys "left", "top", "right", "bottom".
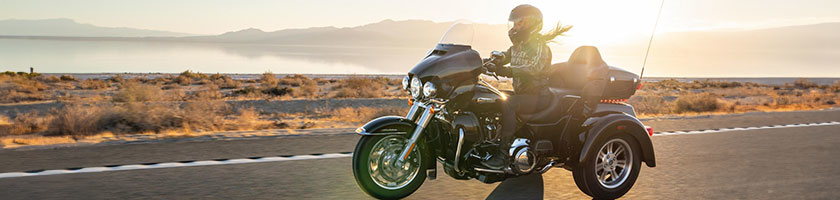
{"left": 408, "top": 98, "right": 414, "bottom": 106}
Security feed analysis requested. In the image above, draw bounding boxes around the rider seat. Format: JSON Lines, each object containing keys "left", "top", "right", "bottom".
{"left": 516, "top": 46, "right": 608, "bottom": 125}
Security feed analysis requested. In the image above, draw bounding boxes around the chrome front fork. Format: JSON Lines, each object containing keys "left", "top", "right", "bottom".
{"left": 396, "top": 103, "right": 434, "bottom": 164}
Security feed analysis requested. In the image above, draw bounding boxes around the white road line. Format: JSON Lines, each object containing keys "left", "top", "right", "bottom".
{"left": 0, "top": 153, "right": 352, "bottom": 179}
{"left": 652, "top": 121, "right": 840, "bottom": 136}
{"left": 1, "top": 121, "right": 838, "bottom": 179}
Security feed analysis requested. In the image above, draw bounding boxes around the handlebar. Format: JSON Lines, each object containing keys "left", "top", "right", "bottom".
{"left": 482, "top": 51, "right": 505, "bottom": 80}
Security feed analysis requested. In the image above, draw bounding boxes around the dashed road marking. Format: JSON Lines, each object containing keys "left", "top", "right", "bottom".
{"left": 0, "top": 152, "right": 353, "bottom": 179}
{"left": 1, "top": 121, "right": 838, "bottom": 179}
{"left": 652, "top": 121, "right": 839, "bottom": 136}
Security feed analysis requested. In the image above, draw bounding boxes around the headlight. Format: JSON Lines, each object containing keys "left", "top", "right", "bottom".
{"left": 401, "top": 76, "right": 410, "bottom": 91}
{"left": 410, "top": 77, "right": 422, "bottom": 98}
{"left": 423, "top": 82, "right": 437, "bottom": 98}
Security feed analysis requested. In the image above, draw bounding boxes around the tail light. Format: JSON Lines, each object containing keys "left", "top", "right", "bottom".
{"left": 645, "top": 126, "right": 653, "bottom": 136}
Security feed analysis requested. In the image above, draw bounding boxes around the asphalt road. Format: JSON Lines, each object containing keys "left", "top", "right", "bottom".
{"left": 0, "top": 109, "right": 839, "bottom": 199}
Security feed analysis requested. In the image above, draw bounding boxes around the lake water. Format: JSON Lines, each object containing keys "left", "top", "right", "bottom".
{"left": 1, "top": 38, "right": 838, "bottom": 81}
{"left": 0, "top": 38, "right": 431, "bottom": 74}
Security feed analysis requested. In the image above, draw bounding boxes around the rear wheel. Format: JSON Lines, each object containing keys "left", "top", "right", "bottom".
{"left": 573, "top": 133, "right": 641, "bottom": 199}
{"left": 352, "top": 135, "right": 427, "bottom": 199}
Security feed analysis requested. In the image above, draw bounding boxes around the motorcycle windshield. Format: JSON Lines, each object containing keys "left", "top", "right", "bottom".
{"left": 438, "top": 21, "right": 474, "bottom": 46}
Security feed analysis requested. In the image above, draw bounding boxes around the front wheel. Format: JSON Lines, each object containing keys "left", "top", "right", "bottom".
{"left": 352, "top": 135, "right": 428, "bottom": 199}
{"left": 573, "top": 133, "right": 642, "bottom": 199}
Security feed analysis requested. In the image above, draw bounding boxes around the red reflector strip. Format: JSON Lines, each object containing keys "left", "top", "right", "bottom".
{"left": 637, "top": 83, "right": 643, "bottom": 90}
{"left": 645, "top": 126, "right": 653, "bottom": 136}
{"left": 600, "top": 99, "right": 628, "bottom": 103}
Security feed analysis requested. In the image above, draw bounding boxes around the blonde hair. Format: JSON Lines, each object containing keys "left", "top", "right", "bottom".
{"left": 538, "top": 22, "right": 573, "bottom": 43}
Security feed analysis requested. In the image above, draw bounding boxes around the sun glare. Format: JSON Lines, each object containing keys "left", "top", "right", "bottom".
{"left": 527, "top": 0, "right": 662, "bottom": 46}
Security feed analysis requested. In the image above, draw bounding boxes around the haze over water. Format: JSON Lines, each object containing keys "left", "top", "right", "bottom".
{"left": 0, "top": 38, "right": 431, "bottom": 74}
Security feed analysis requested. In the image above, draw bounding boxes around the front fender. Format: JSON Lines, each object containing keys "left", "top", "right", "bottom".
{"left": 355, "top": 116, "right": 416, "bottom": 135}
{"left": 578, "top": 113, "right": 656, "bottom": 167}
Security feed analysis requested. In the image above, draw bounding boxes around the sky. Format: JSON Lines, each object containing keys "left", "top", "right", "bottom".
{"left": 1, "top": 0, "right": 839, "bottom": 35}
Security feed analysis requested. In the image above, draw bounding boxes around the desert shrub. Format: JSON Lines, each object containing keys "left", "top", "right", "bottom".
{"left": 195, "top": 78, "right": 212, "bottom": 85}
{"left": 49, "top": 104, "right": 103, "bottom": 136}
{"left": 263, "top": 86, "right": 293, "bottom": 96}
{"left": 774, "top": 96, "right": 793, "bottom": 105}
{"left": 113, "top": 81, "right": 164, "bottom": 102}
{"left": 260, "top": 72, "right": 279, "bottom": 88}
{"left": 78, "top": 79, "right": 109, "bottom": 90}
{"left": 294, "top": 84, "right": 320, "bottom": 98}
{"left": 174, "top": 75, "right": 192, "bottom": 85}
{"left": 211, "top": 74, "right": 240, "bottom": 89}
{"left": 233, "top": 86, "right": 259, "bottom": 96}
{"left": 188, "top": 84, "right": 224, "bottom": 100}
{"left": 179, "top": 70, "right": 208, "bottom": 80}
{"left": 108, "top": 75, "right": 125, "bottom": 83}
{"left": 235, "top": 108, "right": 260, "bottom": 130}
{"left": 278, "top": 74, "right": 310, "bottom": 86}
{"left": 41, "top": 75, "right": 61, "bottom": 83}
{"left": 3, "top": 112, "right": 51, "bottom": 135}
{"left": 674, "top": 94, "right": 720, "bottom": 113}
{"left": 60, "top": 75, "right": 77, "bottom": 81}
{"left": 180, "top": 100, "right": 229, "bottom": 131}
{"left": 331, "top": 77, "right": 388, "bottom": 98}
{"left": 794, "top": 78, "right": 819, "bottom": 89}
{"left": 277, "top": 75, "right": 320, "bottom": 97}
{"left": 628, "top": 95, "right": 672, "bottom": 115}
{"left": 0, "top": 75, "right": 50, "bottom": 103}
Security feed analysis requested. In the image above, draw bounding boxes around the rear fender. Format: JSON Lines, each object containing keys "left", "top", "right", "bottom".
{"left": 578, "top": 113, "right": 656, "bottom": 167}
{"left": 355, "top": 116, "right": 416, "bottom": 135}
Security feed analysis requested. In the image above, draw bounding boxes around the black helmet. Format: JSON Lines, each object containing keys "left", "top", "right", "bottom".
{"left": 508, "top": 4, "right": 543, "bottom": 44}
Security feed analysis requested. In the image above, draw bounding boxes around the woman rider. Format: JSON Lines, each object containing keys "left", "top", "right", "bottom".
{"left": 482, "top": 4, "right": 572, "bottom": 169}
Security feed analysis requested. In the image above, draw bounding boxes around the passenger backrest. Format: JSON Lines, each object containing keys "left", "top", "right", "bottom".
{"left": 549, "top": 46, "right": 609, "bottom": 91}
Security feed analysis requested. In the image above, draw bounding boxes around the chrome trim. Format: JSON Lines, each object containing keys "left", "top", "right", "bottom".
{"left": 397, "top": 104, "right": 433, "bottom": 163}
{"left": 537, "top": 160, "right": 562, "bottom": 174}
{"left": 454, "top": 128, "right": 465, "bottom": 174}
{"left": 405, "top": 103, "right": 420, "bottom": 121}
{"left": 476, "top": 97, "right": 495, "bottom": 103}
{"left": 357, "top": 131, "right": 408, "bottom": 136}
{"left": 474, "top": 168, "right": 505, "bottom": 174}
{"left": 428, "top": 98, "right": 448, "bottom": 105}
{"left": 478, "top": 79, "right": 507, "bottom": 100}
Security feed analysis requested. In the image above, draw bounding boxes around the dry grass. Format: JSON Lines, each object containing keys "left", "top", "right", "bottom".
{"left": 78, "top": 79, "right": 110, "bottom": 90}
{"left": 631, "top": 79, "right": 839, "bottom": 116}
{"left": 0, "top": 73, "right": 50, "bottom": 103}
{"left": 331, "top": 77, "right": 393, "bottom": 98}
{"left": 674, "top": 94, "right": 720, "bottom": 113}
{"left": 0, "top": 112, "right": 51, "bottom": 136}
{"left": 112, "top": 81, "right": 166, "bottom": 102}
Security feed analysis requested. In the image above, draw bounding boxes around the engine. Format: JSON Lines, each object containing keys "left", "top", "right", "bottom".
{"left": 508, "top": 138, "right": 537, "bottom": 174}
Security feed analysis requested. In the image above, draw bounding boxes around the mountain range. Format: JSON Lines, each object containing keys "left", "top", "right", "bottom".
{"left": 0, "top": 18, "right": 193, "bottom": 37}
{"left": 1, "top": 18, "right": 838, "bottom": 76}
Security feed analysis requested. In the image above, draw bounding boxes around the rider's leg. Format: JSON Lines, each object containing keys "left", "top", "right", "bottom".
{"left": 482, "top": 95, "right": 522, "bottom": 169}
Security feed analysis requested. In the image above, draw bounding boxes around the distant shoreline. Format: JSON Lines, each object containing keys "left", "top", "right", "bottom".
{"left": 23, "top": 73, "right": 840, "bottom": 85}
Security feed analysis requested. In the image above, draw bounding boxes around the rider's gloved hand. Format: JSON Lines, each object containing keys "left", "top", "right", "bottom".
{"left": 483, "top": 62, "right": 498, "bottom": 73}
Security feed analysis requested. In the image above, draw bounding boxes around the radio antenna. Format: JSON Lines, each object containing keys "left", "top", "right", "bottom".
{"left": 640, "top": 0, "right": 665, "bottom": 80}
